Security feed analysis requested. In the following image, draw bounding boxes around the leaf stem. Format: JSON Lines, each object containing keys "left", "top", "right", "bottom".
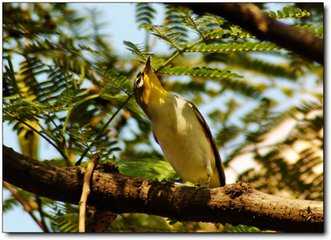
{"left": 5, "top": 111, "right": 69, "bottom": 162}
{"left": 156, "top": 38, "right": 203, "bottom": 71}
{"left": 75, "top": 93, "right": 134, "bottom": 166}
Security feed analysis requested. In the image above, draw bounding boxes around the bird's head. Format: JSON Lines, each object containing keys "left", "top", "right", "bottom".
{"left": 134, "top": 57, "right": 165, "bottom": 110}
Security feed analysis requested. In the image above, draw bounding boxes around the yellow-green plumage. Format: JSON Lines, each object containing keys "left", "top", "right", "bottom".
{"left": 134, "top": 58, "right": 225, "bottom": 187}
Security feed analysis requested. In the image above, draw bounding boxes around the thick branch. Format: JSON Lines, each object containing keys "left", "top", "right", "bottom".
{"left": 3, "top": 146, "right": 323, "bottom": 232}
{"left": 178, "top": 3, "right": 323, "bottom": 64}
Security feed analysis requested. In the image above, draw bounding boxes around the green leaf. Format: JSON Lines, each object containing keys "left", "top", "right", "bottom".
{"left": 187, "top": 42, "right": 279, "bottom": 54}
{"left": 205, "top": 53, "right": 298, "bottom": 80}
{"left": 123, "top": 40, "right": 149, "bottom": 61}
{"left": 49, "top": 203, "right": 78, "bottom": 233}
{"left": 111, "top": 213, "right": 173, "bottom": 232}
{"left": 266, "top": 5, "right": 311, "bottom": 19}
{"left": 142, "top": 24, "right": 183, "bottom": 50}
{"left": 118, "top": 158, "right": 177, "bottom": 181}
{"left": 224, "top": 224, "right": 261, "bottom": 232}
{"left": 164, "top": 5, "right": 188, "bottom": 45}
{"left": 295, "top": 24, "right": 323, "bottom": 38}
{"left": 159, "top": 66, "right": 264, "bottom": 97}
{"left": 135, "top": 3, "right": 156, "bottom": 29}
{"left": 3, "top": 197, "right": 19, "bottom": 213}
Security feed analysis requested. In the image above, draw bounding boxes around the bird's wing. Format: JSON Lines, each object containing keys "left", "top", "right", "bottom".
{"left": 153, "top": 132, "right": 159, "bottom": 144}
{"left": 187, "top": 101, "right": 226, "bottom": 186}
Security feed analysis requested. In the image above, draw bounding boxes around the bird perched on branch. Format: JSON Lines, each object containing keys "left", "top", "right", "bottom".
{"left": 134, "top": 57, "right": 225, "bottom": 187}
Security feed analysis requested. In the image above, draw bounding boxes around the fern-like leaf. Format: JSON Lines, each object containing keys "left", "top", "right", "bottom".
{"left": 49, "top": 203, "right": 78, "bottom": 232}
{"left": 142, "top": 24, "right": 182, "bottom": 50}
{"left": 123, "top": 40, "right": 149, "bottom": 62}
{"left": 266, "top": 5, "right": 311, "bottom": 19}
{"left": 135, "top": 3, "right": 156, "bottom": 29}
{"left": 164, "top": 5, "right": 188, "bottom": 46}
{"left": 187, "top": 42, "right": 279, "bottom": 54}
{"left": 205, "top": 53, "right": 298, "bottom": 80}
{"left": 159, "top": 66, "right": 264, "bottom": 97}
{"left": 226, "top": 26, "right": 253, "bottom": 39}
{"left": 98, "top": 67, "right": 132, "bottom": 95}
{"left": 195, "top": 14, "right": 224, "bottom": 34}
{"left": 295, "top": 24, "right": 323, "bottom": 38}
{"left": 3, "top": 197, "right": 19, "bottom": 213}
{"left": 224, "top": 224, "right": 261, "bottom": 233}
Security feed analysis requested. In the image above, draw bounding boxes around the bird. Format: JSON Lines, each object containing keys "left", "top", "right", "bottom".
{"left": 134, "top": 57, "right": 225, "bottom": 187}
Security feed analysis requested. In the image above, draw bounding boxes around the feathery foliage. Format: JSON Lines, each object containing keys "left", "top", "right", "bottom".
{"left": 159, "top": 66, "right": 264, "bottom": 97}
{"left": 135, "top": 3, "right": 156, "bottom": 29}
{"left": 163, "top": 5, "right": 189, "bottom": 46}
{"left": 186, "top": 42, "right": 279, "bottom": 54}
{"left": 266, "top": 5, "right": 311, "bottom": 19}
{"left": 49, "top": 203, "right": 79, "bottom": 232}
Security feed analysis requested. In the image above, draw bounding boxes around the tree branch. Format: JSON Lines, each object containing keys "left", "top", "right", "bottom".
{"left": 3, "top": 146, "right": 323, "bottom": 232}
{"left": 177, "top": 3, "right": 323, "bottom": 64}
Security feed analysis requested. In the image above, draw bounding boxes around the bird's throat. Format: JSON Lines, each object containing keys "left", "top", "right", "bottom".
{"left": 141, "top": 87, "right": 168, "bottom": 118}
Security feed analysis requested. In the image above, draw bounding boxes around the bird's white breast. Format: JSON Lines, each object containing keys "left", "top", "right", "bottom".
{"left": 149, "top": 94, "right": 218, "bottom": 186}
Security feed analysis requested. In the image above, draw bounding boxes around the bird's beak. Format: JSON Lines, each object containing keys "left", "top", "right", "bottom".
{"left": 141, "top": 56, "right": 164, "bottom": 91}
{"left": 143, "top": 56, "right": 152, "bottom": 74}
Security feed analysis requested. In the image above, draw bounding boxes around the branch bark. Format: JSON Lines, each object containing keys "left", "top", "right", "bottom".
{"left": 3, "top": 146, "right": 323, "bottom": 232}
{"left": 177, "top": 3, "right": 323, "bottom": 64}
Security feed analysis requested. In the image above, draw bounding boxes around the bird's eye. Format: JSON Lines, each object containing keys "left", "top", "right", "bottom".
{"left": 135, "top": 73, "right": 144, "bottom": 88}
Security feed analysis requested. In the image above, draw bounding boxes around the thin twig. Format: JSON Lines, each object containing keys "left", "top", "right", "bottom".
{"left": 36, "top": 196, "right": 50, "bottom": 232}
{"left": 5, "top": 111, "right": 68, "bottom": 161}
{"left": 144, "top": 30, "right": 150, "bottom": 52}
{"left": 156, "top": 38, "right": 203, "bottom": 72}
{"left": 43, "top": 112, "right": 70, "bottom": 162}
{"left": 79, "top": 154, "right": 99, "bottom": 232}
{"left": 35, "top": 118, "right": 72, "bottom": 166}
{"left": 75, "top": 93, "right": 133, "bottom": 166}
{"left": 156, "top": 50, "right": 181, "bottom": 71}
